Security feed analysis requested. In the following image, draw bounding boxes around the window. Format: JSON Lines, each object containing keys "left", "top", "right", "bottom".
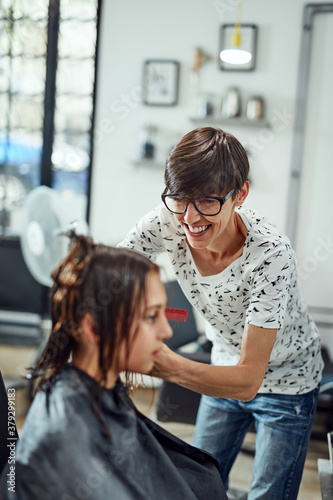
{"left": 0, "top": 0, "right": 101, "bottom": 316}
{"left": 0, "top": 0, "right": 101, "bottom": 237}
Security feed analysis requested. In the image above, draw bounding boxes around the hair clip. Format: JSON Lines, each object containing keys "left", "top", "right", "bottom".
{"left": 165, "top": 308, "right": 188, "bottom": 322}
{"left": 56, "top": 220, "right": 79, "bottom": 241}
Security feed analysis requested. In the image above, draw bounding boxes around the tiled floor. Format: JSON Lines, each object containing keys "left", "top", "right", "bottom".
{"left": 132, "top": 387, "right": 329, "bottom": 500}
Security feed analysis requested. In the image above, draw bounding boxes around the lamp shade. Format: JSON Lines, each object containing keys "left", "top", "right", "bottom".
{"left": 219, "top": 24, "right": 257, "bottom": 71}
{"left": 220, "top": 49, "right": 252, "bottom": 65}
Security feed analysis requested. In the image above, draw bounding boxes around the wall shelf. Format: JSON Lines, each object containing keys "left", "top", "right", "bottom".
{"left": 189, "top": 117, "right": 270, "bottom": 128}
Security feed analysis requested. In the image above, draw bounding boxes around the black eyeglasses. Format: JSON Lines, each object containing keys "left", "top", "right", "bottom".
{"left": 161, "top": 189, "right": 235, "bottom": 216}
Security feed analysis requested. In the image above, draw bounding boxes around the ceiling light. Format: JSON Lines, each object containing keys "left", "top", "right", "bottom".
{"left": 219, "top": 0, "right": 257, "bottom": 70}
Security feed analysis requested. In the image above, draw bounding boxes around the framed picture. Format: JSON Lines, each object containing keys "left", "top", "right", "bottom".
{"left": 219, "top": 24, "right": 257, "bottom": 72}
{"left": 142, "top": 60, "right": 180, "bottom": 106}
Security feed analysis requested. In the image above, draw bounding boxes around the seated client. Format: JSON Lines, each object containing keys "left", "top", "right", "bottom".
{"left": 5, "top": 236, "right": 226, "bottom": 500}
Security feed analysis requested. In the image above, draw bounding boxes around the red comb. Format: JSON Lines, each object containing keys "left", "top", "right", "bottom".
{"left": 165, "top": 308, "right": 188, "bottom": 322}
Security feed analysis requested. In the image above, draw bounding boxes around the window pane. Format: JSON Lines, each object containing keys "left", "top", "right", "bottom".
{"left": 10, "top": 0, "right": 49, "bottom": 19}
{"left": 60, "top": 0, "right": 97, "bottom": 20}
{"left": 0, "top": 173, "right": 26, "bottom": 235}
{"left": 56, "top": 58, "right": 95, "bottom": 95}
{"left": 54, "top": 95, "right": 93, "bottom": 133}
{"left": 58, "top": 20, "right": 97, "bottom": 58}
{"left": 11, "top": 56, "right": 45, "bottom": 94}
{"left": 23, "top": 0, "right": 49, "bottom": 18}
{"left": 1, "top": 0, "right": 13, "bottom": 11}
{"left": 0, "top": 131, "right": 42, "bottom": 236}
{"left": 0, "top": 130, "right": 42, "bottom": 186}
{"left": 52, "top": 132, "right": 90, "bottom": 222}
{"left": 10, "top": 94, "right": 44, "bottom": 130}
{"left": 12, "top": 18, "right": 47, "bottom": 57}
{"left": 52, "top": 132, "right": 90, "bottom": 176}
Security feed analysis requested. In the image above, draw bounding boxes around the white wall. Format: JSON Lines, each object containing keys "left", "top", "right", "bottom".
{"left": 90, "top": 0, "right": 329, "bottom": 245}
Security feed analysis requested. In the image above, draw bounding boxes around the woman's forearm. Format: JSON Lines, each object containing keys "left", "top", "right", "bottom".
{"left": 175, "top": 356, "right": 259, "bottom": 401}
{"left": 152, "top": 326, "right": 276, "bottom": 401}
{"left": 155, "top": 349, "right": 261, "bottom": 401}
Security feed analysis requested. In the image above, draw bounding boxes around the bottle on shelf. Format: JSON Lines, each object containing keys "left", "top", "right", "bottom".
{"left": 140, "top": 125, "right": 157, "bottom": 160}
{"left": 221, "top": 87, "right": 241, "bottom": 118}
{"left": 246, "top": 96, "right": 265, "bottom": 120}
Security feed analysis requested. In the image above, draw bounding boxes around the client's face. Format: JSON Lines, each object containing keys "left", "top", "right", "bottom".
{"left": 125, "top": 272, "right": 173, "bottom": 374}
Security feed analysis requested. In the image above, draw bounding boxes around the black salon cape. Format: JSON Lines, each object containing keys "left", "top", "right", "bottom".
{"left": 6, "top": 366, "right": 227, "bottom": 500}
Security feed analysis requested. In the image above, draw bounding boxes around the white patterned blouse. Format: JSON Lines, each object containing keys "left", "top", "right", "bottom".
{"left": 119, "top": 204, "right": 323, "bottom": 395}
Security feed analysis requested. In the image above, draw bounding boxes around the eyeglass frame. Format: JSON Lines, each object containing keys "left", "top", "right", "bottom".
{"left": 161, "top": 189, "right": 235, "bottom": 216}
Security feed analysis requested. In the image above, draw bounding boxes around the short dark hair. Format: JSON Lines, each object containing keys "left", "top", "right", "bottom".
{"left": 164, "top": 127, "right": 249, "bottom": 198}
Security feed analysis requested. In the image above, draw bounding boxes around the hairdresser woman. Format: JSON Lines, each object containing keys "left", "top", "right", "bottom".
{"left": 119, "top": 127, "right": 323, "bottom": 500}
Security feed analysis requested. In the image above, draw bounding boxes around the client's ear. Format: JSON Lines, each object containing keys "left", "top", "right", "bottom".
{"left": 235, "top": 180, "right": 250, "bottom": 206}
{"left": 81, "top": 314, "right": 99, "bottom": 344}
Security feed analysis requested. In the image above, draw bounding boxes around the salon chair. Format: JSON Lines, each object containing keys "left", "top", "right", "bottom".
{"left": 312, "top": 346, "right": 333, "bottom": 440}
{"left": 0, "top": 371, "right": 19, "bottom": 495}
{"left": 0, "top": 371, "right": 19, "bottom": 473}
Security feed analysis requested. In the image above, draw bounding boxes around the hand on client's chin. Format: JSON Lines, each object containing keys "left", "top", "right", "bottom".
{"left": 150, "top": 343, "right": 177, "bottom": 381}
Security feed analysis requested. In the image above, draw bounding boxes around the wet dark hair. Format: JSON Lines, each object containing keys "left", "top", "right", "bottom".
{"left": 31, "top": 236, "right": 159, "bottom": 393}
{"left": 164, "top": 127, "right": 249, "bottom": 198}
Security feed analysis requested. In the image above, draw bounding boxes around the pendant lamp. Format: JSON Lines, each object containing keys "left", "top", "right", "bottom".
{"left": 219, "top": 0, "right": 257, "bottom": 71}
{"left": 220, "top": 24, "right": 252, "bottom": 65}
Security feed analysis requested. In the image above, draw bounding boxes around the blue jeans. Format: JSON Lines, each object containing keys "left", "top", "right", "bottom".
{"left": 193, "top": 388, "right": 319, "bottom": 500}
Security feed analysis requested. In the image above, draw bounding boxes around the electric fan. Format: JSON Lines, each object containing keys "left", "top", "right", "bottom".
{"left": 20, "top": 186, "right": 89, "bottom": 288}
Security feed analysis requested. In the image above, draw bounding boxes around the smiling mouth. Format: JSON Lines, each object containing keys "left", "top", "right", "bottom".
{"left": 185, "top": 224, "right": 211, "bottom": 235}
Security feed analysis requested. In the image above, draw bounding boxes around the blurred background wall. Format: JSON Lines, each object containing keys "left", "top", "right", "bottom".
{"left": 90, "top": 0, "right": 318, "bottom": 244}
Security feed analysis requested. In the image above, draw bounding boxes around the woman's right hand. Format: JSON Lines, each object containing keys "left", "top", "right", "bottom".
{"left": 150, "top": 343, "right": 183, "bottom": 382}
